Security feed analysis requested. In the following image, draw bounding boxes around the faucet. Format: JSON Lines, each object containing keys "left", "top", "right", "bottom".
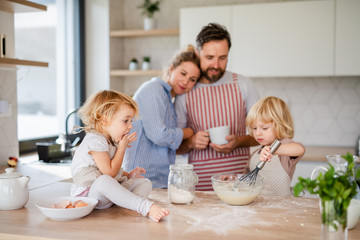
{"left": 65, "top": 108, "right": 80, "bottom": 153}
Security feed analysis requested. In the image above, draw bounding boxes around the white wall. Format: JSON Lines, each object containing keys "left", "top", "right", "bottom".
{"left": 85, "top": 0, "right": 110, "bottom": 97}
{"left": 0, "top": 11, "right": 19, "bottom": 166}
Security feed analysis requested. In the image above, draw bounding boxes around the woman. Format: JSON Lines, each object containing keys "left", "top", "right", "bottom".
{"left": 123, "top": 45, "right": 200, "bottom": 188}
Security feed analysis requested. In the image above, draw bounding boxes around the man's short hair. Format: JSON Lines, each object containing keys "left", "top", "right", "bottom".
{"left": 196, "top": 23, "right": 232, "bottom": 50}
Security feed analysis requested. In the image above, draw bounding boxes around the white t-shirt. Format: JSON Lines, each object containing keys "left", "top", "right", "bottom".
{"left": 70, "top": 132, "right": 117, "bottom": 196}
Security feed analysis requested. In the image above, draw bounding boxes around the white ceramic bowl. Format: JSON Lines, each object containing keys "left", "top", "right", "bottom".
{"left": 36, "top": 196, "right": 98, "bottom": 221}
{"left": 211, "top": 173, "right": 263, "bottom": 205}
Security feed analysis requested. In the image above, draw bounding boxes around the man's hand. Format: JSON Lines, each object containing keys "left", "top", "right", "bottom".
{"left": 209, "top": 134, "right": 238, "bottom": 154}
{"left": 189, "top": 131, "right": 210, "bottom": 150}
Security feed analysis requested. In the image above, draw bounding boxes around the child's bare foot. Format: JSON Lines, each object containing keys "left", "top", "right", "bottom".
{"left": 147, "top": 204, "right": 169, "bottom": 222}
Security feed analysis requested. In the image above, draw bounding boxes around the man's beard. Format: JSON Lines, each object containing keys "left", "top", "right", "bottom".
{"left": 203, "top": 67, "right": 225, "bottom": 83}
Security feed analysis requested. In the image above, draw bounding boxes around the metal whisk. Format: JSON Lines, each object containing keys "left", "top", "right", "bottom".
{"left": 234, "top": 139, "right": 281, "bottom": 188}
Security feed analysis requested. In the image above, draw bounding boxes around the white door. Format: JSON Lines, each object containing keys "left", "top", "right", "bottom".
{"left": 335, "top": 0, "right": 360, "bottom": 75}
{"left": 231, "top": 0, "right": 334, "bottom": 77}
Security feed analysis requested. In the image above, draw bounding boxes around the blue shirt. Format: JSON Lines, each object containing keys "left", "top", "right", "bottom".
{"left": 123, "top": 78, "right": 183, "bottom": 188}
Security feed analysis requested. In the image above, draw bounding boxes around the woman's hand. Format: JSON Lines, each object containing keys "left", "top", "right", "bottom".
{"left": 128, "top": 167, "right": 146, "bottom": 179}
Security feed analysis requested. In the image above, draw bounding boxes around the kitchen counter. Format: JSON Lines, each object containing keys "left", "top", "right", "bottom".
{"left": 0, "top": 165, "right": 359, "bottom": 240}
{"left": 302, "top": 146, "right": 355, "bottom": 162}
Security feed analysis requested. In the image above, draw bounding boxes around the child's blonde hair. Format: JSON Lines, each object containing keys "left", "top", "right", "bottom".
{"left": 246, "top": 96, "right": 294, "bottom": 139}
{"left": 78, "top": 90, "right": 138, "bottom": 133}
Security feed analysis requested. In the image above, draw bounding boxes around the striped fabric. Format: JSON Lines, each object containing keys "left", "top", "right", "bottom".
{"left": 186, "top": 74, "right": 250, "bottom": 190}
{"left": 123, "top": 78, "right": 183, "bottom": 189}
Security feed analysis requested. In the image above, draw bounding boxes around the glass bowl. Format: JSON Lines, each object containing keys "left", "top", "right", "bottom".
{"left": 211, "top": 173, "right": 263, "bottom": 205}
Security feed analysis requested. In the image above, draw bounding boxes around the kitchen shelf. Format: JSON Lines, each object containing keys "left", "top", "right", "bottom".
{"left": 0, "top": 0, "right": 47, "bottom": 13}
{"left": 0, "top": 57, "right": 48, "bottom": 67}
{"left": 110, "top": 28, "right": 177, "bottom": 80}
{"left": 110, "top": 69, "right": 162, "bottom": 77}
{"left": 110, "top": 28, "right": 179, "bottom": 38}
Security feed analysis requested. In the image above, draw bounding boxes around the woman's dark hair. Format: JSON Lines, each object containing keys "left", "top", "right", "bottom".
{"left": 196, "top": 23, "right": 231, "bottom": 50}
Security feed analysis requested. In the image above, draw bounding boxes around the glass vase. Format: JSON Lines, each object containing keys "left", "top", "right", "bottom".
{"left": 321, "top": 199, "right": 348, "bottom": 240}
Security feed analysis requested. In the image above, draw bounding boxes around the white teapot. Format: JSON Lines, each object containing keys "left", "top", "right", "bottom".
{"left": 0, "top": 168, "right": 31, "bottom": 210}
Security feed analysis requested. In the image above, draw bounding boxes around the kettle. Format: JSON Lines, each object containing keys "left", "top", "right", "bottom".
{"left": 0, "top": 168, "right": 31, "bottom": 210}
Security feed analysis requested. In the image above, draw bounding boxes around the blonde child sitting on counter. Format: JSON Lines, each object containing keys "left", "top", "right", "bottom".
{"left": 70, "top": 90, "right": 169, "bottom": 222}
{"left": 246, "top": 96, "right": 305, "bottom": 196}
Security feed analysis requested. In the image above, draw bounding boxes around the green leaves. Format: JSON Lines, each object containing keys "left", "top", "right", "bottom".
{"left": 138, "top": 0, "right": 162, "bottom": 18}
{"left": 293, "top": 152, "right": 360, "bottom": 221}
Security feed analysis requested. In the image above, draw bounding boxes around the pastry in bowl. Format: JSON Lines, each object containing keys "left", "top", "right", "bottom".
{"left": 211, "top": 173, "right": 263, "bottom": 205}
{"left": 36, "top": 196, "right": 98, "bottom": 221}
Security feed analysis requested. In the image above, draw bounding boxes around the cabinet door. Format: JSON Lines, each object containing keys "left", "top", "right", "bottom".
{"left": 180, "top": 6, "right": 234, "bottom": 70}
{"left": 232, "top": 1, "right": 334, "bottom": 77}
{"left": 335, "top": 0, "right": 360, "bottom": 75}
{"left": 180, "top": 6, "right": 231, "bottom": 47}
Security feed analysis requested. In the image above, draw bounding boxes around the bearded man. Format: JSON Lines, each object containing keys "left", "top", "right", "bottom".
{"left": 175, "top": 23, "right": 260, "bottom": 190}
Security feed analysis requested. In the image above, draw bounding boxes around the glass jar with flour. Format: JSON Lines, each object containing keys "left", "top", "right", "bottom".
{"left": 168, "top": 164, "right": 198, "bottom": 204}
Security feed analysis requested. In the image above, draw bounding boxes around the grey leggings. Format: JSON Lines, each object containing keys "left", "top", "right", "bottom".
{"left": 88, "top": 175, "right": 153, "bottom": 216}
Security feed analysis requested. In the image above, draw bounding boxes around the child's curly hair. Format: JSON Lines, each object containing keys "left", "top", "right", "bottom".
{"left": 78, "top": 90, "right": 138, "bottom": 134}
{"left": 246, "top": 96, "right": 294, "bottom": 139}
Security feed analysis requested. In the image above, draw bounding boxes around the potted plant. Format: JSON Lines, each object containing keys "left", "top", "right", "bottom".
{"left": 142, "top": 56, "right": 151, "bottom": 71}
{"left": 129, "top": 58, "right": 138, "bottom": 71}
{"left": 293, "top": 152, "right": 360, "bottom": 239}
{"left": 138, "top": 0, "right": 161, "bottom": 30}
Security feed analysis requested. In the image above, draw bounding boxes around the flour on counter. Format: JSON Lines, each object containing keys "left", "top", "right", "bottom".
{"left": 168, "top": 185, "right": 195, "bottom": 204}
{"left": 172, "top": 195, "right": 317, "bottom": 236}
{"left": 179, "top": 202, "right": 272, "bottom": 235}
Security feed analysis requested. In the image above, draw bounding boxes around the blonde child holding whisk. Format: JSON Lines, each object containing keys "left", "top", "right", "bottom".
{"left": 246, "top": 96, "right": 305, "bottom": 196}
{"left": 70, "top": 90, "right": 169, "bottom": 222}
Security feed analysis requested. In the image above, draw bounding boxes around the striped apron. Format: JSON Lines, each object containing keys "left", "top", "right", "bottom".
{"left": 185, "top": 74, "right": 250, "bottom": 191}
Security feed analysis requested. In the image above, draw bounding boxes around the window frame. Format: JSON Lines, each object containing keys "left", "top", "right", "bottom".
{"left": 19, "top": 0, "right": 85, "bottom": 154}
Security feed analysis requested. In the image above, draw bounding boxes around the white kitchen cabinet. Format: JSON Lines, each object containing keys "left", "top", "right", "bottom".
{"left": 232, "top": 0, "right": 334, "bottom": 77}
{"left": 180, "top": 6, "right": 235, "bottom": 70}
{"left": 180, "top": 6, "right": 231, "bottom": 48}
{"left": 335, "top": 0, "right": 360, "bottom": 76}
{"left": 180, "top": 1, "right": 355, "bottom": 77}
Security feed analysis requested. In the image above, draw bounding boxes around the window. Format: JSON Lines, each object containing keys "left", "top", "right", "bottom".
{"left": 15, "top": 0, "right": 85, "bottom": 153}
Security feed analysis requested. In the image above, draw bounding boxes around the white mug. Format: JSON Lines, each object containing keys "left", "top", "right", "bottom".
{"left": 207, "top": 126, "right": 230, "bottom": 145}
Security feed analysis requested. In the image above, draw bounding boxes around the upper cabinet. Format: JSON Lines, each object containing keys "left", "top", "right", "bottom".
{"left": 180, "top": 0, "right": 360, "bottom": 77}
{"left": 0, "top": 0, "right": 48, "bottom": 68}
{"left": 179, "top": 6, "right": 235, "bottom": 69}
{"left": 180, "top": 6, "right": 231, "bottom": 47}
{"left": 335, "top": 0, "right": 360, "bottom": 75}
{"left": 232, "top": 1, "right": 334, "bottom": 77}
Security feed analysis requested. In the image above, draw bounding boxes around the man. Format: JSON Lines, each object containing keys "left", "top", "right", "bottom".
{"left": 175, "top": 23, "right": 259, "bottom": 190}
